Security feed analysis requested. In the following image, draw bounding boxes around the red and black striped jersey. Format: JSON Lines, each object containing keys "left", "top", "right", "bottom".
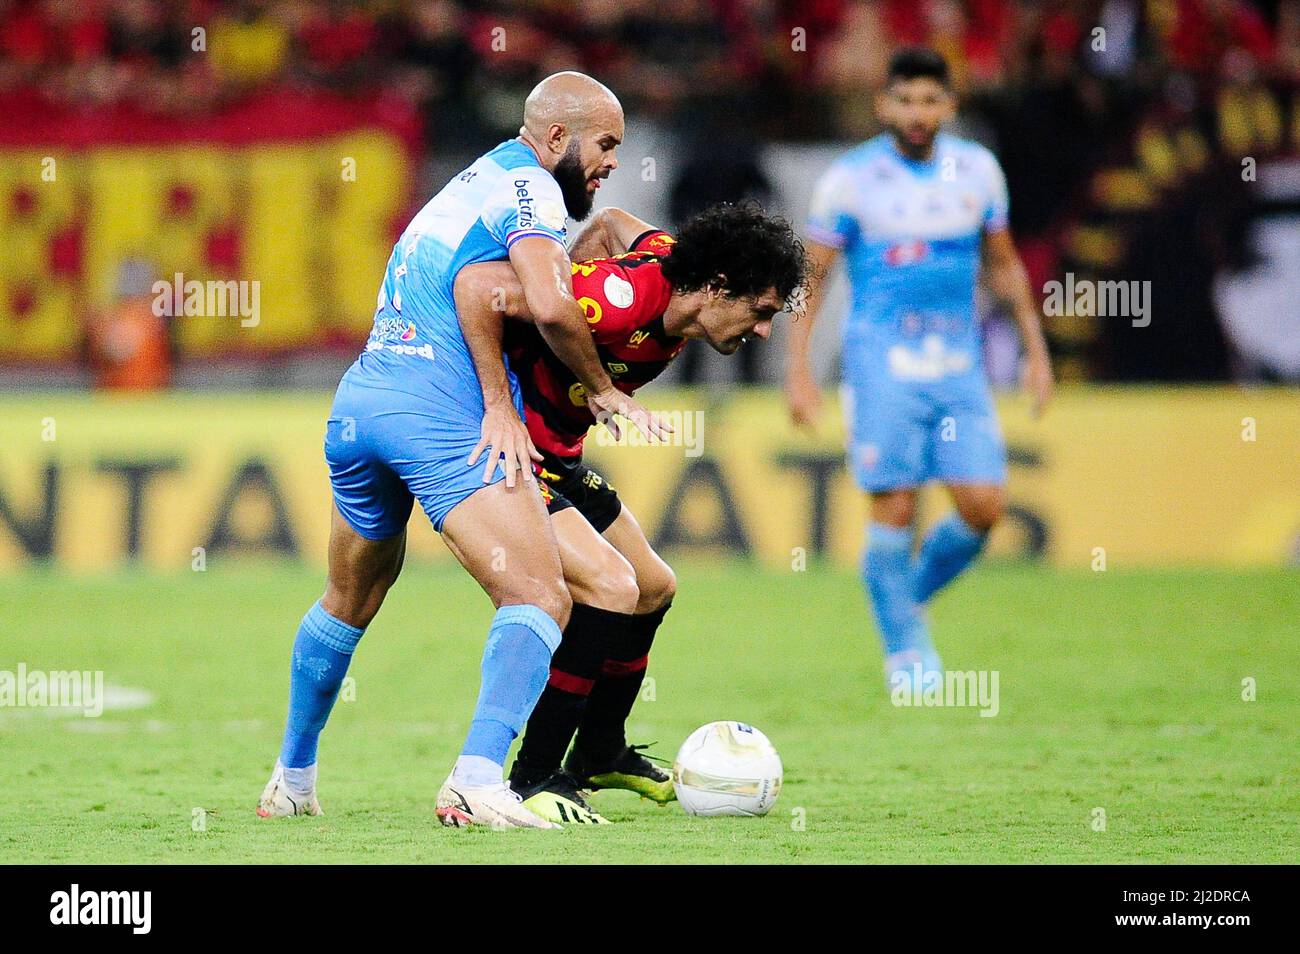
{"left": 505, "top": 229, "right": 685, "bottom": 457}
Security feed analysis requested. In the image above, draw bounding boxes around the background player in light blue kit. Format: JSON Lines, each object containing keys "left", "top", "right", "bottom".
{"left": 257, "top": 72, "right": 667, "bottom": 829}
{"left": 785, "top": 48, "right": 1053, "bottom": 691}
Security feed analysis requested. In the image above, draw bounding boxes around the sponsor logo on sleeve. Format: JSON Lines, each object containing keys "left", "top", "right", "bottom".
{"left": 514, "top": 178, "right": 535, "bottom": 231}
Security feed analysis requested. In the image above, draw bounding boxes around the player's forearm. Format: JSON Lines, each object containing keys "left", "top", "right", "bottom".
{"left": 989, "top": 258, "right": 1049, "bottom": 357}
{"left": 786, "top": 289, "right": 820, "bottom": 374}
{"left": 568, "top": 208, "right": 656, "bottom": 260}
{"left": 510, "top": 236, "right": 615, "bottom": 395}
{"left": 786, "top": 242, "right": 838, "bottom": 378}
{"left": 533, "top": 305, "right": 614, "bottom": 395}
{"left": 455, "top": 283, "right": 514, "bottom": 406}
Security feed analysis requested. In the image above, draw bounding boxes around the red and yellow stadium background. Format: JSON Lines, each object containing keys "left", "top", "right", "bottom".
{"left": 0, "top": 389, "right": 1296, "bottom": 571}
{"left": 0, "top": 91, "right": 415, "bottom": 362}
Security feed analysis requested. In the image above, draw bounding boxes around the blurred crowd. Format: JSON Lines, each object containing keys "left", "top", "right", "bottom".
{"left": 5, "top": 0, "right": 1299, "bottom": 146}
{"left": 3, "top": 0, "right": 1298, "bottom": 383}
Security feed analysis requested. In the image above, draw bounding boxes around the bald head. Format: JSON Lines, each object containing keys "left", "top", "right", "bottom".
{"left": 521, "top": 71, "right": 622, "bottom": 143}
{"left": 518, "top": 71, "right": 624, "bottom": 220}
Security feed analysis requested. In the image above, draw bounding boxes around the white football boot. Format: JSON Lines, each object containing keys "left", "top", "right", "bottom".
{"left": 257, "top": 761, "right": 322, "bottom": 817}
{"left": 436, "top": 778, "right": 558, "bottom": 830}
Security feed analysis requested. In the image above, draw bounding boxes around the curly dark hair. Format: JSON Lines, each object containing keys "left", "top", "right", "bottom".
{"left": 661, "top": 201, "right": 807, "bottom": 303}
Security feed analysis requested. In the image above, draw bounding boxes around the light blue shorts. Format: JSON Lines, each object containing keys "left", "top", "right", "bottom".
{"left": 324, "top": 367, "right": 524, "bottom": 537}
{"left": 842, "top": 371, "right": 1007, "bottom": 492}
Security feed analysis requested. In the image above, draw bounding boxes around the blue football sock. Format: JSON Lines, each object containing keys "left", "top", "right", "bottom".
{"left": 279, "top": 601, "right": 364, "bottom": 769}
{"left": 864, "top": 522, "right": 929, "bottom": 656}
{"left": 460, "top": 604, "right": 562, "bottom": 772}
{"left": 913, "top": 511, "right": 988, "bottom": 604}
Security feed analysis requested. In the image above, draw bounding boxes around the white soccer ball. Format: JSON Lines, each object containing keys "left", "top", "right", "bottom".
{"left": 672, "top": 721, "right": 782, "bottom": 817}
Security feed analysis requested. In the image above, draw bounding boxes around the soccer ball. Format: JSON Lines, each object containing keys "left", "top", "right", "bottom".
{"left": 672, "top": 721, "right": 782, "bottom": 817}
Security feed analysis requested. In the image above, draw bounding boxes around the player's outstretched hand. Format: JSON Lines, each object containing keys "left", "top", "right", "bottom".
{"left": 468, "top": 399, "right": 544, "bottom": 487}
{"left": 785, "top": 367, "right": 823, "bottom": 429}
{"left": 587, "top": 387, "right": 674, "bottom": 444}
{"left": 1022, "top": 348, "right": 1054, "bottom": 419}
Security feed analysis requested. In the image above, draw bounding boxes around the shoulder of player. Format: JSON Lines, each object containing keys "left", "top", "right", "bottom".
{"left": 574, "top": 257, "right": 669, "bottom": 338}
{"left": 822, "top": 139, "right": 880, "bottom": 177}
{"left": 484, "top": 144, "right": 563, "bottom": 195}
{"left": 485, "top": 139, "right": 548, "bottom": 172}
{"left": 937, "top": 134, "right": 1002, "bottom": 173}
{"left": 819, "top": 137, "right": 892, "bottom": 189}
{"left": 574, "top": 252, "right": 668, "bottom": 294}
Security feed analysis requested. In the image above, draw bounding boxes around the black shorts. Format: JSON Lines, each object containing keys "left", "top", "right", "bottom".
{"left": 534, "top": 451, "right": 622, "bottom": 533}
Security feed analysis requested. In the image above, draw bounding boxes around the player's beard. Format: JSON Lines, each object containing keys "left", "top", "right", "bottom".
{"left": 890, "top": 122, "right": 938, "bottom": 159}
{"left": 554, "top": 140, "right": 595, "bottom": 221}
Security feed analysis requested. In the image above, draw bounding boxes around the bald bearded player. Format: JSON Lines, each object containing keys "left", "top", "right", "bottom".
{"left": 258, "top": 72, "right": 670, "bottom": 830}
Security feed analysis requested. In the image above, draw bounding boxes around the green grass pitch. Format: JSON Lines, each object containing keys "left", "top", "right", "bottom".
{"left": 1, "top": 560, "right": 1296, "bottom": 864}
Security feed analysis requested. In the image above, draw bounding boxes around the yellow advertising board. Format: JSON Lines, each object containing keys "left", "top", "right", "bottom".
{"left": 0, "top": 388, "right": 1295, "bottom": 572}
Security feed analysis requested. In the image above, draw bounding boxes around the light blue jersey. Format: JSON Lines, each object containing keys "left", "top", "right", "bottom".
{"left": 350, "top": 139, "right": 569, "bottom": 402}
{"left": 807, "top": 133, "right": 1010, "bottom": 490}
{"left": 327, "top": 140, "right": 569, "bottom": 535}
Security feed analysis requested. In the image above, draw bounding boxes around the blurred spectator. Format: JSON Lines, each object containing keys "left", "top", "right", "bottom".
{"left": 81, "top": 259, "right": 174, "bottom": 391}
{"left": 208, "top": 0, "right": 291, "bottom": 90}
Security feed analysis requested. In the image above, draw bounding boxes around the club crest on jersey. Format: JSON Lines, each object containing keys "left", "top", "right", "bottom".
{"left": 884, "top": 240, "right": 929, "bottom": 266}
{"left": 603, "top": 274, "right": 635, "bottom": 308}
{"left": 538, "top": 200, "right": 567, "bottom": 231}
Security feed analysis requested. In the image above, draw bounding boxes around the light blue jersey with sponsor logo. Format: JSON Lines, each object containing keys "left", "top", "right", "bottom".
{"left": 807, "top": 132, "right": 1008, "bottom": 386}
{"left": 348, "top": 139, "right": 569, "bottom": 403}
{"left": 324, "top": 140, "right": 570, "bottom": 534}
{"left": 808, "top": 133, "right": 1010, "bottom": 491}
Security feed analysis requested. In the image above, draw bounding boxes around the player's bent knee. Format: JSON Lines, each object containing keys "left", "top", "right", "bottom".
{"left": 636, "top": 561, "right": 676, "bottom": 612}
{"left": 872, "top": 490, "right": 917, "bottom": 528}
{"left": 575, "top": 551, "right": 639, "bottom": 615}
{"left": 522, "top": 578, "right": 572, "bottom": 632}
{"left": 957, "top": 490, "right": 1006, "bottom": 532}
{"left": 321, "top": 579, "right": 388, "bottom": 630}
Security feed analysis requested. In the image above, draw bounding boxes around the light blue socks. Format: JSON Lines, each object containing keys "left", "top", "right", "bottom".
{"left": 280, "top": 600, "right": 365, "bottom": 769}
{"left": 455, "top": 604, "right": 562, "bottom": 786}
{"left": 864, "top": 522, "right": 929, "bottom": 656}
{"left": 913, "top": 511, "right": 988, "bottom": 604}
